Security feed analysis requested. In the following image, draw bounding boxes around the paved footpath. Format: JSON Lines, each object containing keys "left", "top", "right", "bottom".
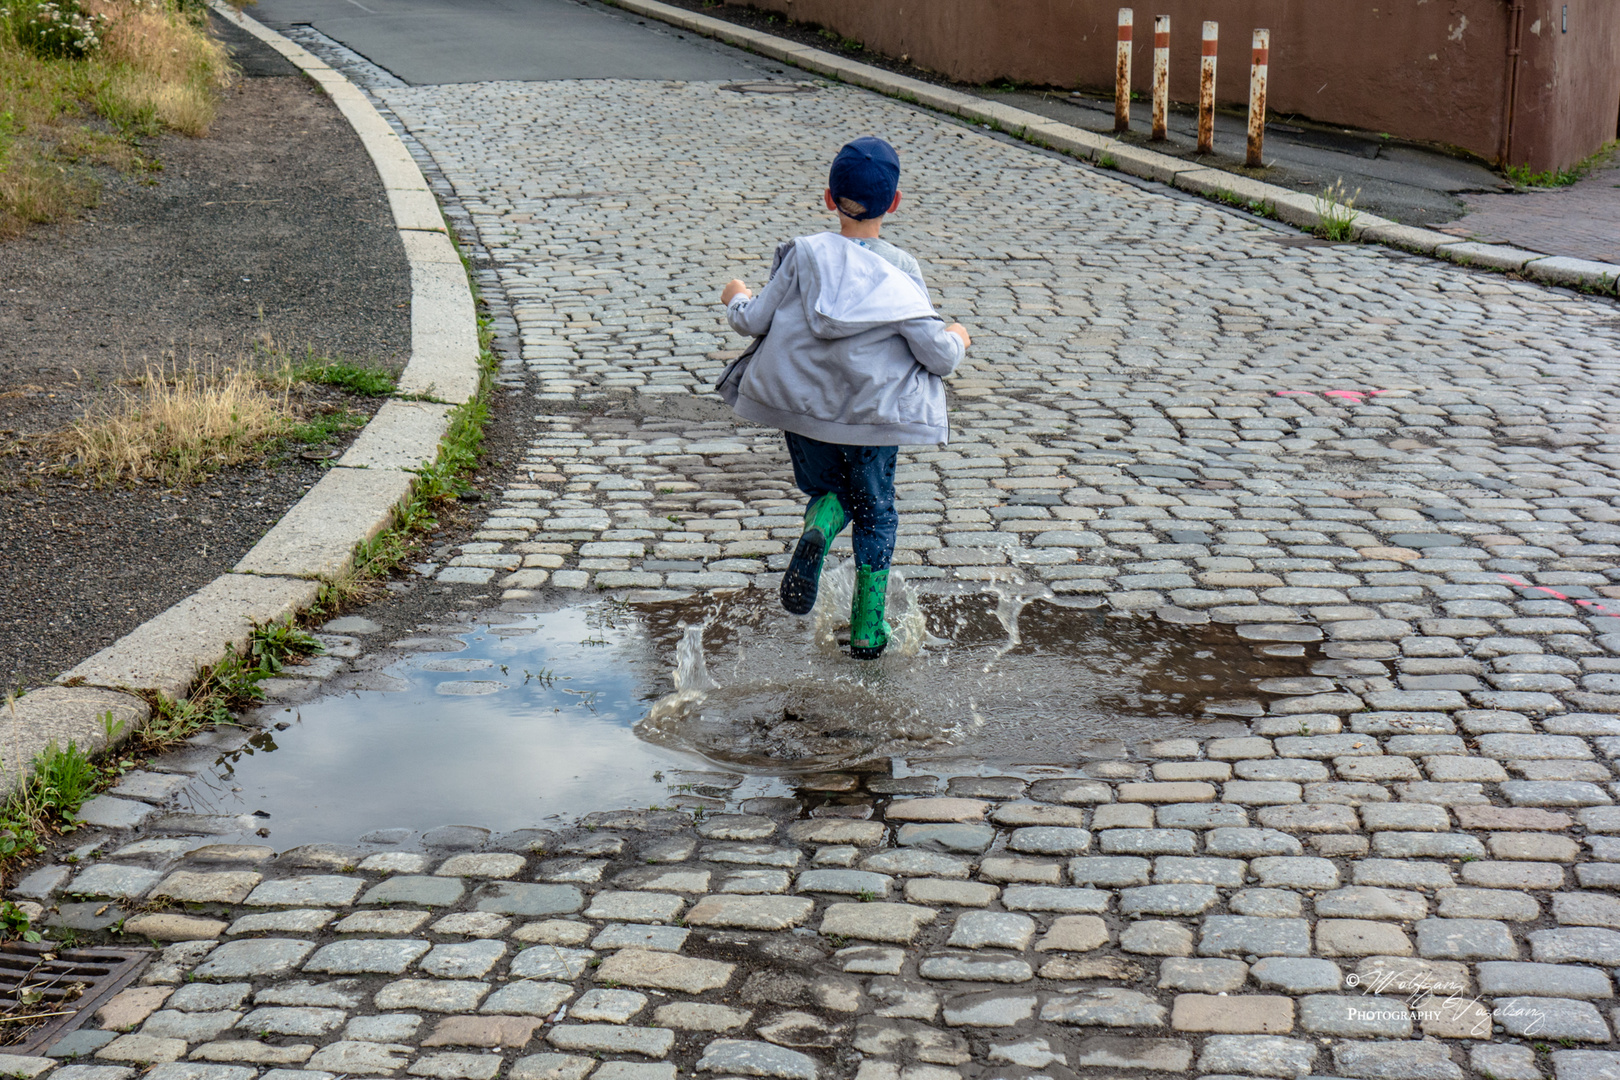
{"left": 1442, "top": 161, "right": 1620, "bottom": 265}
{"left": 15, "top": 27, "right": 1620, "bottom": 1080}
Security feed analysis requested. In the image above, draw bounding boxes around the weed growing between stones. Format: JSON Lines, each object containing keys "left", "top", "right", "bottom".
{"left": 154, "top": 619, "right": 324, "bottom": 737}
{"left": 1210, "top": 186, "right": 1277, "bottom": 220}
{"left": 0, "top": 706, "right": 140, "bottom": 879}
{"left": 311, "top": 389, "right": 492, "bottom": 615}
{"left": 312, "top": 226, "right": 500, "bottom": 616}
{"left": 0, "top": 0, "right": 230, "bottom": 236}
{"left": 0, "top": 620, "right": 314, "bottom": 893}
{"left": 1311, "top": 176, "right": 1361, "bottom": 242}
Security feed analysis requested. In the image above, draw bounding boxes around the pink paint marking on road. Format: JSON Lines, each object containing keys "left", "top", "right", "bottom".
{"left": 1499, "top": 573, "right": 1619, "bottom": 617}
{"left": 1273, "top": 389, "right": 1392, "bottom": 401}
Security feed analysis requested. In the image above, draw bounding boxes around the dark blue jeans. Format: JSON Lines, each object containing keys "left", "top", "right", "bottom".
{"left": 785, "top": 433, "right": 898, "bottom": 571}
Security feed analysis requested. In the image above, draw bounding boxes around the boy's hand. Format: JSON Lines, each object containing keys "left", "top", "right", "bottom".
{"left": 721, "top": 279, "right": 752, "bottom": 305}
{"left": 947, "top": 323, "right": 971, "bottom": 350}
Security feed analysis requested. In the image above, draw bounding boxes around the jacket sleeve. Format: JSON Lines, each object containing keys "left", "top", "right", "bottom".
{"left": 726, "top": 241, "right": 798, "bottom": 337}
{"left": 898, "top": 317, "right": 967, "bottom": 377}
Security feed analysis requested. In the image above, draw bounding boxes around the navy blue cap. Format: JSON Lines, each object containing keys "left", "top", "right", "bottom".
{"left": 828, "top": 136, "right": 900, "bottom": 221}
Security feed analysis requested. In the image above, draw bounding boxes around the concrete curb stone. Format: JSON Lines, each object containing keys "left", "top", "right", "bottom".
{"left": 0, "top": 687, "right": 151, "bottom": 792}
{"left": 57, "top": 574, "right": 324, "bottom": 701}
{"left": 338, "top": 401, "right": 456, "bottom": 471}
{"left": 232, "top": 468, "right": 417, "bottom": 580}
{"left": 609, "top": 0, "right": 1620, "bottom": 296}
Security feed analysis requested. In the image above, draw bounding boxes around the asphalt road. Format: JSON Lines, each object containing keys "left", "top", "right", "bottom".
{"left": 247, "top": 0, "right": 763, "bottom": 83}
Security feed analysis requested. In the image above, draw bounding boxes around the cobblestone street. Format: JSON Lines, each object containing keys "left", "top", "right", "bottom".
{"left": 395, "top": 79, "right": 1620, "bottom": 605}
{"left": 13, "top": 32, "right": 1620, "bottom": 1080}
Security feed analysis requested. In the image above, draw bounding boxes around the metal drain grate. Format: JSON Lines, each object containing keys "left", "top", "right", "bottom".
{"left": 721, "top": 80, "right": 817, "bottom": 95}
{"left": 0, "top": 943, "right": 149, "bottom": 1054}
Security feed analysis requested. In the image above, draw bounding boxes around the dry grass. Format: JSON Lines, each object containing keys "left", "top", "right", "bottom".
{"left": 52, "top": 361, "right": 295, "bottom": 487}
{"left": 0, "top": 152, "right": 97, "bottom": 227}
{"left": 92, "top": 0, "right": 229, "bottom": 135}
{"left": 0, "top": 0, "right": 230, "bottom": 235}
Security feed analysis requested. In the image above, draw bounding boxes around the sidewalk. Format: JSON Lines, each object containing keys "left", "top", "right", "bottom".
{"left": 650, "top": 0, "right": 1614, "bottom": 271}
{"left": 1441, "top": 160, "right": 1620, "bottom": 265}
{"left": 989, "top": 89, "right": 1506, "bottom": 229}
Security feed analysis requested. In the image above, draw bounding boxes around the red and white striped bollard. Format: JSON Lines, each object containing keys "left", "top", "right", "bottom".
{"left": 1115, "top": 8, "right": 1133, "bottom": 133}
{"left": 1150, "top": 15, "right": 1169, "bottom": 140}
{"left": 1198, "top": 21, "right": 1218, "bottom": 154}
{"left": 1246, "top": 29, "right": 1270, "bottom": 167}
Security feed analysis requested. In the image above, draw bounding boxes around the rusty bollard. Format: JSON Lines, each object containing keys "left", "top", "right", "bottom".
{"left": 1115, "top": 8, "right": 1133, "bottom": 133}
{"left": 1151, "top": 15, "right": 1169, "bottom": 140}
{"left": 1198, "top": 21, "right": 1218, "bottom": 154}
{"left": 1246, "top": 28, "right": 1269, "bottom": 167}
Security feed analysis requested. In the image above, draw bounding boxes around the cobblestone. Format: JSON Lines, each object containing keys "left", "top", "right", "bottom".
{"left": 19, "top": 22, "right": 1620, "bottom": 1080}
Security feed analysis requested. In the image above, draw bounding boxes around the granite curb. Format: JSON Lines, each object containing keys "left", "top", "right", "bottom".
{"left": 608, "top": 0, "right": 1620, "bottom": 296}
{"left": 0, "top": 6, "right": 483, "bottom": 794}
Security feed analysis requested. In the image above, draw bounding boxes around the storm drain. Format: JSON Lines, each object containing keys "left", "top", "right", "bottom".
{"left": 0, "top": 943, "right": 148, "bottom": 1053}
{"left": 721, "top": 80, "right": 817, "bottom": 94}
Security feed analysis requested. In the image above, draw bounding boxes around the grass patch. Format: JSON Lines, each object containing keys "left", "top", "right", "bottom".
{"left": 49, "top": 361, "right": 294, "bottom": 487}
{"left": 46, "top": 350, "right": 395, "bottom": 488}
{"left": 0, "top": 0, "right": 230, "bottom": 236}
{"left": 1505, "top": 140, "right": 1617, "bottom": 188}
{"left": 1211, "top": 186, "right": 1278, "bottom": 219}
{"left": 1311, "top": 177, "right": 1360, "bottom": 242}
{"left": 285, "top": 357, "right": 398, "bottom": 398}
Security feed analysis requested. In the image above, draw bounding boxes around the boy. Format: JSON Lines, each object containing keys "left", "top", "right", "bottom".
{"left": 715, "top": 136, "right": 971, "bottom": 659}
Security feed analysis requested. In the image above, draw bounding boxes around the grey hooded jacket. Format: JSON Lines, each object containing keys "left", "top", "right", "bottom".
{"left": 715, "top": 231, "right": 965, "bottom": 446}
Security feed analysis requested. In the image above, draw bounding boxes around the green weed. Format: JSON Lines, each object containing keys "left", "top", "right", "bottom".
{"left": 1311, "top": 177, "right": 1360, "bottom": 242}
{"left": 246, "top": 621, "right": 323, "bottom": 678}
{"left": 281, "top": 408, "right": 367, "bottom": 449}
{"left": 1208, "top": 186, "right": 1277, "bottom": 220}
{"left": 32, "top": 740, "right": 98, "bottom": 819}
{"left": 0, "top": 724, "right": 148, "bottom": 877}
{"left": 1098, "top": 153, "right": 1118, "bottom": 169}
{"left": 139, "top": 618, "right": 324, "bottom": 749}
{"left": 0, "top": 900, "right": 40, "bottom": 943}
{"left": 1505, "top": 141, "right": 1616, "bottom": 188}
{"left": 814, "top": 27, "right": 861, "bottom": 51}
{"left": 290, "top": 358, "right": 398, "bottom": 398}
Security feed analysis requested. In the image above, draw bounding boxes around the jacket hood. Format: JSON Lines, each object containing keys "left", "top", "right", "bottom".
{"left": 796, "top": 231, "right": 938, "bottom": 339}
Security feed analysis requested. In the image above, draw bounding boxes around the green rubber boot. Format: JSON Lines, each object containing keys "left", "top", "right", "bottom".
{"left": 849, "top": 565, "right": 893, "bottom": 659}
{"left": 780, "top": 493, "right": 848, "bottom": 615}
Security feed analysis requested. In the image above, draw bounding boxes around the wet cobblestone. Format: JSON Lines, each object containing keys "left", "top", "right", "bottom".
{"left": 12, "top": 25, "right": 1620, "bottom": 1080}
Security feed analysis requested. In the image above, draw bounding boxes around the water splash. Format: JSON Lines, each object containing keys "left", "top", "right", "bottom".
{"left": 673, "top": 623, "right": 718, "bottom": 692}
{"left": 983, "top": 572, "right": 1054, "bottom": 672}
{"left": 643, "top": 621, "right": 719, "bottom": 726}
{"left": 810, "top": 559, "right": 927, "bottom": 658}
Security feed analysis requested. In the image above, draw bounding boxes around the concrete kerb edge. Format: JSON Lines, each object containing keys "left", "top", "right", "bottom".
{"left": 2, "top": 5, "right": 488, "bottom": 796}
{"left": 609, "top": 0, "right": 1620, "bottom": 297}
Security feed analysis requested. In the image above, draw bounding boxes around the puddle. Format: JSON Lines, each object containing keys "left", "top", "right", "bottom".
{"left": 176, "top": 573, "right": 1313, "bottom": 847}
